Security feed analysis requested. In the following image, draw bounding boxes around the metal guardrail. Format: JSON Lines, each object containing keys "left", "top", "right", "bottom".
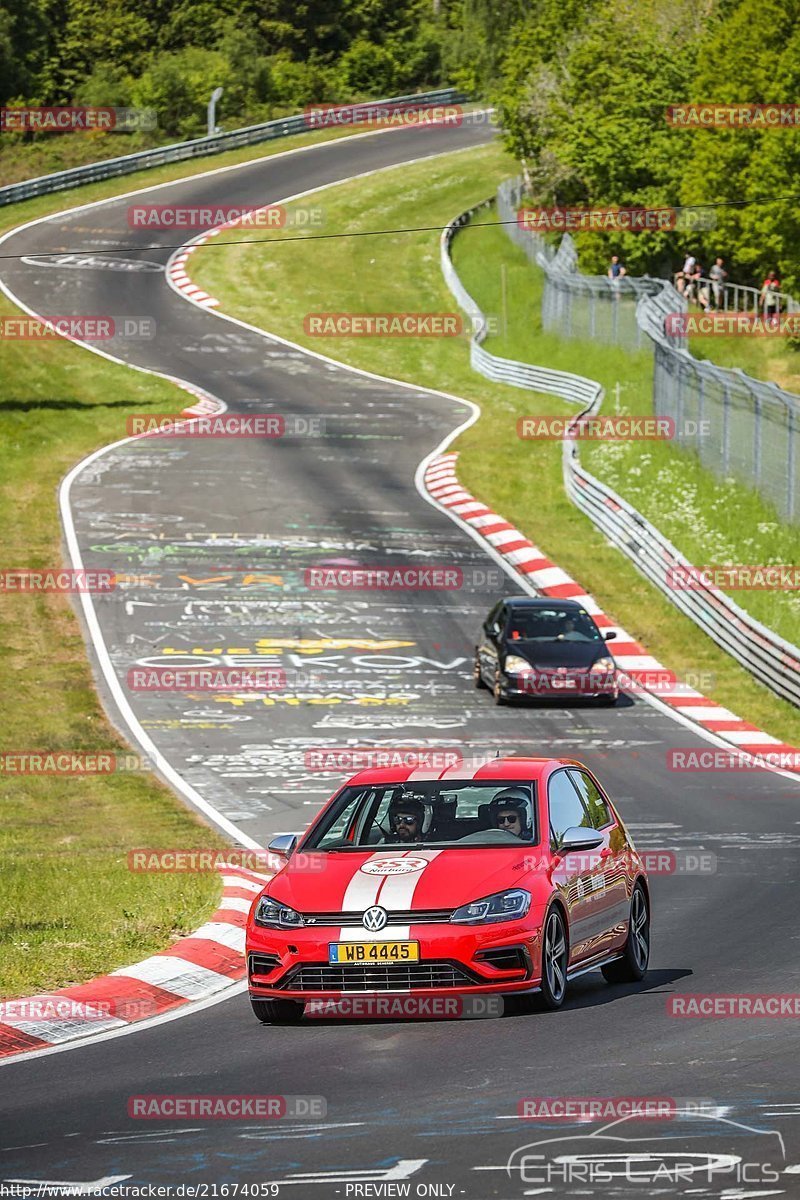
{"left": 441, "top": 198, "right": 800, "bottom": 708}
{"left": 0, "top": 89, "right": 467, "bottom": 208}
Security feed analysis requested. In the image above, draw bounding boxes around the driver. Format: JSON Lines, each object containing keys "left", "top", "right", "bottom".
{"left": 386, "top": 795, "right": 425, "bottom": 843}
{"left": 489, "top": 788, "right": 531, "bottom": 839}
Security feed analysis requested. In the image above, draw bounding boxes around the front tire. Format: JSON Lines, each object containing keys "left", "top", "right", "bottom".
{"left": 250, "top": 997, "right": 304, "bottom": 1024}
{"left": 602, "top": 883, "right": 649, "bottom": 983}
{"left": 539, "top": 907, "right": 569, "bottom": 1010}
{"left": 473, "top": 654, "right": 487, "bottom": 689}
{"left": 493, "top": 670, "right": 507, "bottom": 706}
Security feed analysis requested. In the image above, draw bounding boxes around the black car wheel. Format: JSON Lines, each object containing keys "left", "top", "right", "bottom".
{"left": 602, "top": 883, "right": 650, "bottom": 983}
{"left": 539, "top": 907, "right": 569, "bottom": 1009}
{"left": 473, "top": 654, "right": 487, "bottom": 689}
{"left": 493, "top": 670, "right": 507, "bottom": 705}
{"left": 250, "top": 998, "right": 304, "bottom": 1024}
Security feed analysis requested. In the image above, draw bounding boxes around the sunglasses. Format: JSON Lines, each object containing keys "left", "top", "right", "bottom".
{"left": 393, "top": 813, "right": 418, "bottom": 825}
{"left": 497, "top": 813, "right": 521, "bottom": 825}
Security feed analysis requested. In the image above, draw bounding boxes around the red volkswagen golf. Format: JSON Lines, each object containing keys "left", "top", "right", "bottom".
{"left": 246, "top": 757, "right": 650, "bottom": 1023}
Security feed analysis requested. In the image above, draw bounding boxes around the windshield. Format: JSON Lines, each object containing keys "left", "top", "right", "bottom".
{"left": 506, "top": 607, "right": 601, "bottom": 644}
{"left": 305, "top": 781, "right": 538, "bottom": 850}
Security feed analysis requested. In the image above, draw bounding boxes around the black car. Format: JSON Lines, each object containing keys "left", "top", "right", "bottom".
{"left": 474, "top": 597, "right": 619, "bottom": 705}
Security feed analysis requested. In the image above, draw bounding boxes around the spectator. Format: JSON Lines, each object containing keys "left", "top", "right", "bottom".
{"left": 760, "top": 270, "right": 781, "bottom": 323}
{"left": 709, "top": 257, "right": 727, "bottom": 310}
{"left": 685, "top": 260, "right": 703, "bottom": 304}
{"left": 608, "top": 255, "right": 627, "bottom": 280}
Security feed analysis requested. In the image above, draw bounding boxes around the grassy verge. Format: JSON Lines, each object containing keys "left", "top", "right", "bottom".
{"left": 686, "top": 317, "right": 800, "bottom": 394}
{"left": 191, "top": 143, "right": 800, "bottom": 747}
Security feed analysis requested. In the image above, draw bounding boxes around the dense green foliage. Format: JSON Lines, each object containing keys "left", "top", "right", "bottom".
{"left": 490, "top": 0, "right": 800, "bottom": 292}
{"left": 0, "top": 0, "right": 468, "bottom": 141}
{"left": 2, "top": 0, "right": 798, "bottom": 290}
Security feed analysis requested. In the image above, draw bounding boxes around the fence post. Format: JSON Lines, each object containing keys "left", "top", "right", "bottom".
{"left": 753, "top": 392, "right": 762, "bottom": 487}
{"left": 787, "top": 401, "right": 796, "bottom": 522}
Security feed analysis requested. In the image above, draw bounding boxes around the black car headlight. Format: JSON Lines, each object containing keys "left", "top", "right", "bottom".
{"left": 253, "top": 895, "right": 305, "bottom": 929}
{"left": 451, "top": 888, "right": 531, "bottom": 925}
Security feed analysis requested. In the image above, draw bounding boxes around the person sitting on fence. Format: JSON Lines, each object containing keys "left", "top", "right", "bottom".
{"left": 685, "top": 261, "right": 703, "bottom": 304}
{"left": 760, "top": 270, "right": 781, "bottom": 325}
{"left": 608, "top": 255, "right": 627, "bottom": 280}
{"left": 709, "top": 257, "right": 727, "bottom": 310}
{"left": 679, "top": 254, "right": 697, "bottom": 297}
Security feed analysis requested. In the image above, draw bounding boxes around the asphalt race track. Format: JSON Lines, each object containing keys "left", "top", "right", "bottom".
{"left": 2, "top": 116, "right": 800, "bottom": 1197}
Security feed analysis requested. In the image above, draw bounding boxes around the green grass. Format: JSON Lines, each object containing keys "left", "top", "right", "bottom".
{"left": 0, "top": 117, "right": 374, "bottom": 998}
{"left": 686, "top": 317, "right": 800, "bottom": 394}
{"left": 191, "top": 143, "right": 800, "bottom": 748}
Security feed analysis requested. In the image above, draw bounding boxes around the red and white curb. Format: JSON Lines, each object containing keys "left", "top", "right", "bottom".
{"left": 0, "top": 864, "right": 270, "bottom": 1060}
{"left": 167, "top": 215, "right": 262, "bottom": 308}
{"left": 180, "top": 393, "right": 226, "bottom": 418}
{"left": 424, "top": 452, "right": 800, "bottom": 771}
{"left": 168, "top": 230, "right": 223, "bottom": 308}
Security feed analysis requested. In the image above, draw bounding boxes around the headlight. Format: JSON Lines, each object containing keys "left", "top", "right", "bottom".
{"left": 451, "top": 888, "right": 531, "bottom": 925}
{"left": 591, "top": 656, "right": 616, "bottom": 673}
{"left": 504, "top": 654, "right": 531, "bottom": 674}
{"left": 254, "top": 895, "right": 305, "bottom": 929}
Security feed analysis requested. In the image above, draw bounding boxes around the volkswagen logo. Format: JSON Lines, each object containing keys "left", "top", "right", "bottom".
{"left": 362, "top": 905, "right": 388, "bottom": 932}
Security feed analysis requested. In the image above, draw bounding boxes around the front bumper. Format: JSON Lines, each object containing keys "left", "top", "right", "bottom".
{"left": 501, "top": 670, "right": 618, "bottom": 700}
{"left": 247, "top": 921, "right": 542, "bottom": 1001}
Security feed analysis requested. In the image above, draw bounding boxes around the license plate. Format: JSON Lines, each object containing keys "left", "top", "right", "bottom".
{"left": 328, "top": 941, "right": 419, "bottom": 964}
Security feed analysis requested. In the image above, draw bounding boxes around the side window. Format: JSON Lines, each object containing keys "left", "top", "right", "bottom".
{"left": 548, "top": 770, "right": 590, "bottom": 846}
{"left": 568, "top": 770, "right": 612, "bottom": 830}
{"left": 485, "top": 601, "right": 502, "bottom": 633}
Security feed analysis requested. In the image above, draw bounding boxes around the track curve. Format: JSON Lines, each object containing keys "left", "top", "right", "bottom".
{"left": 2, "top": 117, "right": 800, "bottom": 1197}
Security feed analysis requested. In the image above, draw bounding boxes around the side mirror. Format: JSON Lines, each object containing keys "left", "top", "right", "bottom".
{"left": 555, "top": 826, "right": 603, "bottom": 855}
{"left": 268, "top": 833, "right": 299, "bottom": 860}
{"left": 603, "top": 630, "right": 617, "bottom": 641}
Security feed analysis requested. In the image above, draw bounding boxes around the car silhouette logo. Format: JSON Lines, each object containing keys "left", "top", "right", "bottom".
{"left": 362, "top": 906, "right": 388, "bottom": 932}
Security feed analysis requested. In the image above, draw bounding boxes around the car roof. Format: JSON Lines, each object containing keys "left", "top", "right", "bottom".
{"left": 345, "top": 756, "right": 585, "bottom": 788}
{"left": 502, "top": 596, "right": 586, "bottom": 609}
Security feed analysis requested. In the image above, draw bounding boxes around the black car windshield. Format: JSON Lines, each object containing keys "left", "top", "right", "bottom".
{"left": 506, "top": 607, "right": 601, "bottom": 643}
{"left": 304, "top": 781, "right": 538, "bottom": 850}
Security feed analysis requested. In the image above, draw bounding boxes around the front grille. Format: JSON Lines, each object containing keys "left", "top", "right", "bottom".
{"left": 301, "top": 909, "right": 453, "bottom": 926}
{"left": 249, "top": 952, "right": 282, "bottom": 976}
{"left": 277, "top": 960, "right": 477, "bottom": 992}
